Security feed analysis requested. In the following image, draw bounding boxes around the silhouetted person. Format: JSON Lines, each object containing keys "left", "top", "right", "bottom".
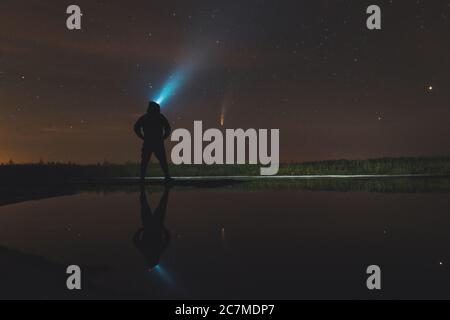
{"left": 133, "top": 185, "right": 171, "bottom": 271}
{"left": 134, "top": 101, "right": 172, "bottom": 182}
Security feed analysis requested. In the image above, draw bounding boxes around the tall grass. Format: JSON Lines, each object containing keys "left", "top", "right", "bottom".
{"left": 1, "top": 157, "right": 450, "bottom": 185}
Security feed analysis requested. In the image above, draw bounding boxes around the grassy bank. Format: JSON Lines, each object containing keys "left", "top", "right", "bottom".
{"left": 1, "top": 157, "right": 450, "bottom": 185}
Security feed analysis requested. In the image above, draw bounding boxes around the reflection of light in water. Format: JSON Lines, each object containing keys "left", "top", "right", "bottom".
{"left": 220, "top": 227, "right": 228, "bottom": 249}
{"left": 151, "top": 264, "right": 175, "bottom": 286}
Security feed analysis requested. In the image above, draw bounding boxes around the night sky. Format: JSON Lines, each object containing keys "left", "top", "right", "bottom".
{"left": 1, "top": 0, "right": 449, "bottom": 164}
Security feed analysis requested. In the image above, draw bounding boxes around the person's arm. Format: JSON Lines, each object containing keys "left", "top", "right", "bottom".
{"left": 132, "top": 229, "right": 144, "bottom": 250}
{"left": 162, "top": 115, "right": 172, "bottom": 140}
{"left": 134, "top": 117, "right": 145, "bottom": 140}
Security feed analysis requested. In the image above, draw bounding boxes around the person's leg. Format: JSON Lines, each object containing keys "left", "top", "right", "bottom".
{"left": 139, "top": 185, "right": 149, "bottom": 222}
{"left": 154, "top": 145, "right": 171, "bottom": 180}
{"left": 140, "top": 146, "right": 152, "bottom": 182}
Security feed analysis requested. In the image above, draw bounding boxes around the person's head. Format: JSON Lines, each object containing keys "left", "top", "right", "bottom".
{"left": 147, "top": 101, "right": 161, "bottom": 114}
{"left": 147, "top": 257, "right": 160, "bottom": 271}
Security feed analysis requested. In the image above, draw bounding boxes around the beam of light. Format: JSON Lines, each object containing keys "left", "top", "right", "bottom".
{"left": 152, "top": 69, "right": 187, "bottom": 107}
{"left": 151, "top": 53, "right": 201, "bottom": 107}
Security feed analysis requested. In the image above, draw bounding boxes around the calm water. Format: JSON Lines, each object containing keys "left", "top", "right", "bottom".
{"left": 0, "top": 184, "right": 449, "bottom": 299}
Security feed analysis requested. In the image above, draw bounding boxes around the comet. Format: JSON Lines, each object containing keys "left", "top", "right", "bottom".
{"left": 220, "top": 110, "right": 225, "bottom": 126}
{"left": 219, "top": 89, "right": 233, "bottom": 126}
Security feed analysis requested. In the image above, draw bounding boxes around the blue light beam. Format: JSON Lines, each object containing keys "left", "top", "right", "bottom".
{"left": 153, "top": 69, "right": 187, "bottom": 107}
{"left": 151, "top": 53, "right": 201, "bottom": 107}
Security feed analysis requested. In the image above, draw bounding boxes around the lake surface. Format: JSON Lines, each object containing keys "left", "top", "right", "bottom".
{"left": 0, "top": 181, "right": 449, "bottom": 299}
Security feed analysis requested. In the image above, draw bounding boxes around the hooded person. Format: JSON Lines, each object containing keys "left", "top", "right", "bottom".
{"left": 133, "top": 185, "right": 171, "bottom": 271}
{"left": 134, "top": 101, "right": 172, "bottom": 182}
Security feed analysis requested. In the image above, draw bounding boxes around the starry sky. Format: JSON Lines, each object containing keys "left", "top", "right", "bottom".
{"left": 0, "top": 0, "right": 449, "bottom": 164}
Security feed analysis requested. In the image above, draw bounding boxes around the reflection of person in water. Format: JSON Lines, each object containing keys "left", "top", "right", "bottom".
{"left": 134, "top": 101, "right": 172, "bottom": 183}
{"left": 133, "top": 185, "right": 171, "bottom": 271}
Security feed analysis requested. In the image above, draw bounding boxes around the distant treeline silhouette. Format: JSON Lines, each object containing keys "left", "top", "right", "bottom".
{"left": 1, "top": 157, "right": 450, "bottom": 185}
